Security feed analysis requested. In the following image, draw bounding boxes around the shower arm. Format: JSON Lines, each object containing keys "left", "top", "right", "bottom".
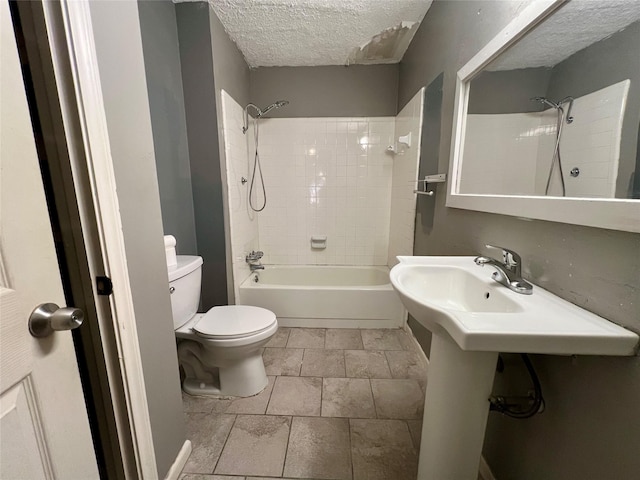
{"left": 242, "top": 103, "right": 263, "bottom": 134}
{"left": 558, "top": 97, "right": 574, "bottom": 124}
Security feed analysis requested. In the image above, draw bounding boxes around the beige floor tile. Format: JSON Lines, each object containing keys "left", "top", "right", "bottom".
{"left": 183, "top": 413, "right": 236, "bottom": 474}
{"left": 180, "top": 475, "right": 244, "bottom": 480}
{"left": 301, "top": 349, "right": 346, "bottom": 377}
{"left": 350, "top": 419, "right": 417, "bottom": 480}
{"left": 182, "top": 392, "right": 232, "bottom": 414}
{"left": 344, "top": 350, "right": 392, "bottom": 379}
{"left": 361, "top": 329, "right": 412, "bottom": 351}
{"left": 406, "top": 419, "right": 423, "bottom": 450}
{"left": 371, "top": 379, "right": 424, "bottom": 420}
{"left": 325, "top": 329, "right": 364, "bottom": 349}
{"left": 263, "top": 347, "right": 303, "bottom": 376}
{"left": 385, "top": 350, "right": 428, "bottom": 377}
{"left": 287, "top": 328, "right": 326, "bottom": 348}
{"left": 385, "top": 350, "right": 428, "bottom": 389}
{"left": 246, "top": 478, "right": 298, "bottom": 480}
{"left": 283, "top": 417, "right": 352, "bottom": 480}
{"left": 322, "top": 377, "right": 375, "bottom": 418}
{"left": 265, "top": 327, "right": 291, "bottom": 347}
{"left": 215, "top": 415, "right": 290, "bottom": 477}
{"left": 267, "top": 376, "right": 322, "bottom": 416}
{"left": 226, "top": 376, "right": 275, "bottom": 414}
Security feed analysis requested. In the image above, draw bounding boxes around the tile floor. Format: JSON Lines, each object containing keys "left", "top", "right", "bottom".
{"left": 179, "top": 327, "right": 428, "bottom": 480}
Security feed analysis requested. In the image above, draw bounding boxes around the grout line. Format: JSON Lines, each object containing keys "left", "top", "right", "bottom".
{"left": 348, "top": 417, "right": 356, "bottom": 480}
{"left": 320, "top": 374, "right": 325, "bottom": 417}
{"left": 283, "top": 326, "right": 292, "bottom": 347}
{"left": 383, "top": 350, "right": 398, "bottom": 379}
{"left": 262, "top": 375, "right": 277, "bottom": 415}
{"left": 265, "top": 376, "right": 280, "bottom": 415}
{"left": 280, "top": 415, "right": 294, "bottom": 477}
{"left": 211, "top": 413, "right": 238, "bottom": 475}
{"left": 300, "top": 348, "right": 308, "bottom": 376}
{"left": 368, "top": 377, "right": 378, "bottom": 419}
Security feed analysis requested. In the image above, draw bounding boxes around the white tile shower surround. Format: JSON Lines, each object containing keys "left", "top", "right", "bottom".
{"left": 221, "top": 91, "right": 260, "bottom": 301}
{"left": 461, "top": 113, "right": 540, "bottom": 195}
{"left": 387, "top": 88, "right": 424, "bottom": 268}
{"left": 222, "top": 90, "right": 426, "bottom": 299}
{"left": 537, "top": 80, "right": 630, "bottom": 197}
{"left": 462, "top": 80, "right": 629, "bottom": 198}
{"left": 249, "top": 116, "right": 396, "bottom": 266}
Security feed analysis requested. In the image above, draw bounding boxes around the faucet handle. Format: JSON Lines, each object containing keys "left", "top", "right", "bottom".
{"left": 246, "top": 250, "right": 264, "bottom": 262}
{"left": 485, "top": 244, "right": 521, "bottom": 270}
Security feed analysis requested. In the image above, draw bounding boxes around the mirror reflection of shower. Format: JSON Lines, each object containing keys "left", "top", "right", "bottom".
{"left": 530, "top": 96, "right": 574, "bottom": 196}
{"left": 242, "top": 100, "right": 290, "bottom": 212}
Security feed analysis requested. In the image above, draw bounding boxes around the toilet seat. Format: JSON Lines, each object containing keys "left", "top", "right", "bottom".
{"left": 192, "top": 305, "right": 276, "bottom": 339}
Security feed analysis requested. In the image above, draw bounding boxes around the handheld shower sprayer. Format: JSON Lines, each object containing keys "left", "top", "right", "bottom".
{"left": 241, "top": 99, "right": 290, "bottom": 212}
{"left": 530, "top": 96, "right": 574, "bottom": 123}
{"left": 258, "top": 100, "right": 289, "bottom": 118}
{"left": 530, "top": 95, "right": 576, "bottom": 196}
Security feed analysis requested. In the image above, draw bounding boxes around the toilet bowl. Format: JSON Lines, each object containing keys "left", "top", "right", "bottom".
{"left": 168, "top": 254, "right": 277, "bottom": 397}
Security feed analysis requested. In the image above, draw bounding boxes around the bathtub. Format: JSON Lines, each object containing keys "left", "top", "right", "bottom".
{"left": 238, "top": 265, "right": 405, "bottom": 328}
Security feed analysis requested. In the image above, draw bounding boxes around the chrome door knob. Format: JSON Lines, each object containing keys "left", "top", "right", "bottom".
{"left": 28, "top": 303, "right": 84, "bottom": 338}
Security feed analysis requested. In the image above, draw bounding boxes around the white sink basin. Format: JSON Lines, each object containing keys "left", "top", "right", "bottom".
{"left": 390, "top": 256, "right": 638, "bottom": 356}
{"left": 391, "top": 256, "right": 638, "bottom": 480}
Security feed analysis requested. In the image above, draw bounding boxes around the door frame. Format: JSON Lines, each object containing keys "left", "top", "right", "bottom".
{"left": 10, "top": 1, "right": 165, "bottom": 478}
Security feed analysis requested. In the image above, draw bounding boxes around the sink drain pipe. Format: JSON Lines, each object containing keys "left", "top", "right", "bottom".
{"left": 489, "top": 353, "right": 545, "bottom": 419}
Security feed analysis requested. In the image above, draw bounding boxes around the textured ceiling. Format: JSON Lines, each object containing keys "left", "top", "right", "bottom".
{"left": 193, "top": 0, "right": 433, "bottom": 67}
{"left": 490, "top": 0, "right": 640, "bottom": 71}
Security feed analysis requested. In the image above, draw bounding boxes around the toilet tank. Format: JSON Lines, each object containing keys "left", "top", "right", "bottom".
{"left": 168, "top": 255, "right": 203, "bottom": 329}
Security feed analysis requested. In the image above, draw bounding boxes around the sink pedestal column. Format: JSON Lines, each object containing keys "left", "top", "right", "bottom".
{"left": 418, "top": 331, "right": 498, "bottom": 480}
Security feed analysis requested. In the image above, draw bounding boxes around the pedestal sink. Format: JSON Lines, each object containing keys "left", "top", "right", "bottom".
{"left": 390, "top": 256, "right": 638, "bottom": 480}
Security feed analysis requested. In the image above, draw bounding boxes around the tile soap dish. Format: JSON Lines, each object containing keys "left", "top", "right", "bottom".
{"left": 311, "top": 235, "right": 327, "bottom": 249}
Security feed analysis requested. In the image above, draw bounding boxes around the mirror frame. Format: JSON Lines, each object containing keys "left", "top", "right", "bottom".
{"left": 446, "top": 0, "right": 640, "bottom": 233}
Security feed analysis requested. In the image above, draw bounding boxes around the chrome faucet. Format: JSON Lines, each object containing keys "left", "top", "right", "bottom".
{"left": 246, "top": 250, "right": 265, "bottom": 272}
{"left": 474, "top": 245, "right": 533, "bottom": 295}
{"left": 246, "top": 250, "right": 263, "bottom": 262}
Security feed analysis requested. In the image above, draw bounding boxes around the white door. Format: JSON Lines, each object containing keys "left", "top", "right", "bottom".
{"left": 0, "top": 2, "right": 99, "bottom": 478}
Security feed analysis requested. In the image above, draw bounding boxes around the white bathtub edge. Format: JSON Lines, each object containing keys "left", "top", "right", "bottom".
{"left": 276, "top": 317, "right": 402, "bottom": 329}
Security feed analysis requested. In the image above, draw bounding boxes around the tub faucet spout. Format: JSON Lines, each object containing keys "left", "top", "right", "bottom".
{"left": 250, "top": 264, "right": 265, "bottom": 272}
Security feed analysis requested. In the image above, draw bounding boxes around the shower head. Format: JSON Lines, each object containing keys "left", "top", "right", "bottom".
{"left": 530, "top": 96, "right": 559, "bottom": 109}
{"left": 257, "top": 100, "right": 289, "bottom": 118}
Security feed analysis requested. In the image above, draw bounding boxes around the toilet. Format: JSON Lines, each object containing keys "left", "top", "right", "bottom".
{"left": 167, "top": 253, "right": 277, "bottom": 397}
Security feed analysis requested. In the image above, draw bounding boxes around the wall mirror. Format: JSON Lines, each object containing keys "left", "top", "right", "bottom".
{"left": 447, "top": 0, "right": 640, "bottom": 232}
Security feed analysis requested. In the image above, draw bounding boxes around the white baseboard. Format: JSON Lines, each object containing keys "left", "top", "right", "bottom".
{"left": 479, "top": 455, "right": 497, "bottom": 480}
{"left": 164, "top": 440, "right": 192, "bottom": 480}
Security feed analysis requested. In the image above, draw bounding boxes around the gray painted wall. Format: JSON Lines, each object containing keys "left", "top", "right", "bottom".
{"left": 89, "top": 2, "right": 186, "bottom": 476}
{"left": 468, "top": 67, "right": 551, "bottom": 114}
{"left": 546, "top": 20, "right": 640, "bottom": 198}
{"left": 138, "top": 0, "right": 197, "bottom": 254}
{"left": 176, "top": 2, "right": 229, "bottom": 308}
{"left": 409, "top": 72, "right": 445, "bottom": 356}
{"left": 399, "top": 1, "right": 640, "bottom": 479}
{"left": 250, "top": 65, "right": 399, "bottom": 117}
{"left": 210, "top": 9, "right": 250, "bottom": 108}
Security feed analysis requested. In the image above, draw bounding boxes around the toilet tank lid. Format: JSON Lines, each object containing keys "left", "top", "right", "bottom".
{"left": 168, "top": 255, "right": 203, "bottom": 282}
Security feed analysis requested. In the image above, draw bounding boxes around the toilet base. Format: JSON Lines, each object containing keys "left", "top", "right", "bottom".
{"left": 183, "top": 377, "right": 224, "bottom": 396}
{"left": 182, "top": 352, "right": 269, "bottom": 397}
{"left": 177, "top": 338, "right": 270, "bottom": 397}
